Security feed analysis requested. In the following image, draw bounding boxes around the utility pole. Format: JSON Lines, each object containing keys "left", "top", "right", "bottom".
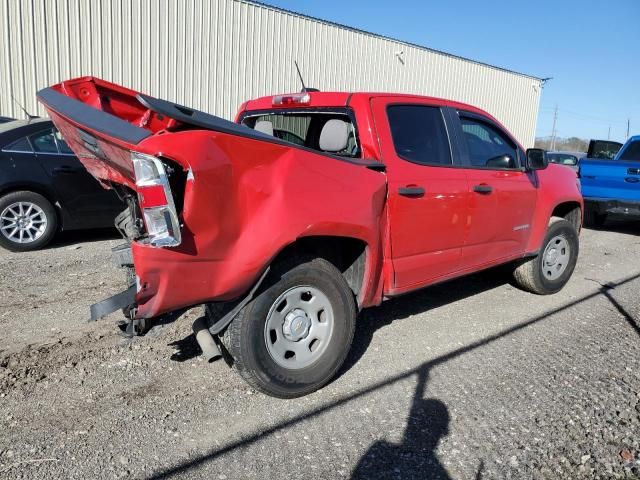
{"left": 608, "top": 125, "right": 611, "bottom": 140}
{"left": 627, "top": 119, "right": 630, "bottom": 139}
{"left": 550, "top": 104, "right": 558, "bottom": 150}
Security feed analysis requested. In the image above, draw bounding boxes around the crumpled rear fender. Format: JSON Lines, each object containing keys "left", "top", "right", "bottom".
{"left": 131, "top": 130, "right": 388, "bottom": 318}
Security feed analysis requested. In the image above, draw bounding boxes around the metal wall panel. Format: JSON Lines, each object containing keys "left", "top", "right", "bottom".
{"left": 0, "top": 0, "right": 542, "bottom": 146}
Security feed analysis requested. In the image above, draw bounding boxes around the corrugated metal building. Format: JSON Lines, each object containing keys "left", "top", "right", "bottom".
{"left": 0, "top": 0, "right": 543, "bottom": 146}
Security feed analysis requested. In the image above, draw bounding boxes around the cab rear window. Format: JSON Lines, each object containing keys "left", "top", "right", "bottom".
{"left": 241, "top": 110, "right": 360, "bottom": 157}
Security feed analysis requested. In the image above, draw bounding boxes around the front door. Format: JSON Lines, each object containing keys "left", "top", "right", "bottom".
{"left": 372, "top": 98, "right": 469, "bottom": 293}
{"left": 453, "top": 112, "right": 537, "bottom": 267}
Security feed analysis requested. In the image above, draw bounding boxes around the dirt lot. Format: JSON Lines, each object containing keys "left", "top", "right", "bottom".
{"left": 0, "top": 220, "right": 639, "bottom": 479}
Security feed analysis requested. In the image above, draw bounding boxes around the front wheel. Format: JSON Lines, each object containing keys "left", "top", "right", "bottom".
{"left": 220, "top": 258, "right": 356, "bottom": 398}
{"left": 513, "top": 217, "right": 579, "bottom": 295}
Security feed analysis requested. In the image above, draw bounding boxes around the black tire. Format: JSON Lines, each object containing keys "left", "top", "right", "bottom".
{"left": 219, "top": 257, "right": 356, "bottom": 398}
{"left": 584, "top": 208, "right": 607, "bottom": 228}
{"left": 0, "top": 191, "right": 58, "bottom": 252}
{"left": 513, "top": 217, "right": 579, "bottom": 295}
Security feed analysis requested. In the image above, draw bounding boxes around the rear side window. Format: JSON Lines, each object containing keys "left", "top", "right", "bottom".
{"left": 460, "top": 117, "right": 519, "bottom": 169}
{"left": 386, "top": 105, "right": 452, "bottom": 166}
{"left": 2, "top": 136, "right": 33, "bottom": 152}
{"left": 620, "top": 141, "right": 640, "bottom": 161}
{"left": 29, "top": 129, "right": 58, "bottom": 153}
{"left": 54, "top": 130, "right": 73, "bottom": 154}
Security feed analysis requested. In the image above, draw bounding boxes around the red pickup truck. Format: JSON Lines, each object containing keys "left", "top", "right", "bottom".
{"left": 38, "top": 77, "right": 582, "bottom": 398}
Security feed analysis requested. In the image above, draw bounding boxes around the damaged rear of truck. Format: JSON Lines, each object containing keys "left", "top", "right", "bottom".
{"left": 38, "top": 77, "right": 388, "bottom": 397}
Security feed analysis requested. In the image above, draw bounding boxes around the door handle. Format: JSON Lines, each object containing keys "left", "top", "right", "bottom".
{"left": 625, "top": 177, "right": 640, "bottom": 183}
{"left": 53, "top": 166, "right": 79, "bottom": 174}
{"left": 627, "top": 168, "right": 640, "bottom": 175}
{"left": 473, "top": 184, "right": 493, "bottom": 194}
{"left": 398, "top": 186, "right": 425, "bottom": 197}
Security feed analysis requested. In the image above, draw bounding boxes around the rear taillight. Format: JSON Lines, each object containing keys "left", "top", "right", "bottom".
{"left": 132, "top": 152, "right": 181, "bottom": 247}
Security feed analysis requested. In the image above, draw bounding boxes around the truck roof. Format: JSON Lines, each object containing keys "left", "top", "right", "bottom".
{"left": 242, "top": 91, "right": 490, "bottom": 117}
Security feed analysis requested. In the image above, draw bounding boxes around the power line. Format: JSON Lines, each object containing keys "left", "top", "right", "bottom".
{"left": 539, "top": 106, "right": 631, "bottom": 127}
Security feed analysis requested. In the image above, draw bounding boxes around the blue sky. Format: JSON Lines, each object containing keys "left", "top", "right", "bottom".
{"left": 261, "top": 0, "right": 639, "bottom": 142}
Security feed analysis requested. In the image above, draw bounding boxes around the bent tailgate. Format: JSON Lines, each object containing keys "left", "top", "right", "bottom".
{"left": 37, "top": 76, "right": 383, "bottom": 189}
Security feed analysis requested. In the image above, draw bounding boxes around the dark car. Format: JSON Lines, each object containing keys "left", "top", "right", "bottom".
{"left": 0, "top": 118, "right": 123, "bottom": 251}
{"left": 547, "top": 151, "right": 585, "bottom": 172}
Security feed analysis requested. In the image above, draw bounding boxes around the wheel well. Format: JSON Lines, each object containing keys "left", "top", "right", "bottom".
{"left": 0, "top": 185, "right": 64, "bottom": 228}
{"left": 551, "top": 202, "right": 582, "bottom": 231}
{"left": 271, "top": 236, "right": 367, "bottom": 297}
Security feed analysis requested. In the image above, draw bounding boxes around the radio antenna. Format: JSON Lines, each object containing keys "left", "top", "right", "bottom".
{"left": 294, "top": 60, "right": 307, "bottom": 92}
{"left": 11, "top": 94, "right": 38, "bottom": 123}
{"left": 294, "top": 61, "right": 319, "bottom": 93}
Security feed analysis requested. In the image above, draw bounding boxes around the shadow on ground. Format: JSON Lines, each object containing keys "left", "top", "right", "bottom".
{"left": 147, "top": 271, "right": 640, "bottom": 479}
{"left": 583, "top": 215, "right": 640, "bottom": 236}
{"left": 48, "top": 228, "right": 121, "bottom": 249}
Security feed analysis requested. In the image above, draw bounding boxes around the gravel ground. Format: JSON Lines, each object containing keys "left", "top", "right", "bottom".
{"left": 0, "top": 219, "right": 639, "bottom": 479}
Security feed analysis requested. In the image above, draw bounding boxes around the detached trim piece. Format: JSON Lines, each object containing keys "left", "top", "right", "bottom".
{"left": 137, "top": 93, "right": 274, "bottom": 141}
{"left": 37, "top": 88, "right": 152, "bottom": 145}
{"left": 207, "top": 267, "right": 271, "bottom": 335}
{"left": 89, "top": 285, "right": 136, "bottom": 322}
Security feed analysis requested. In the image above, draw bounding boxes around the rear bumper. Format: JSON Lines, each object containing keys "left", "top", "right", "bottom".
{"left": 584, "top": 198, "right": 640, "bottom": 216}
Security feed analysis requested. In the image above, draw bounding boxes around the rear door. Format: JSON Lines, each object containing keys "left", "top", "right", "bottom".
{"left": 29, "top": 128, "right": 122, "bottom": 226}
{"left": 451, "top": 111, "right": 537, "bottom": 267}
{"left": 372, "top": 98, "right": 469, "bottom": 293}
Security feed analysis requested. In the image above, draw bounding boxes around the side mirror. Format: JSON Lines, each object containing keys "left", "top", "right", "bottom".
{"left": 526, "top": 148, "right": 548, "bottom": 170}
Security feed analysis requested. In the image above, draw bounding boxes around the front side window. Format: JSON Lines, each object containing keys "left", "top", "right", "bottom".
{"left": 29, "top": 129, "right": 58, "bottom": 153}
{"left": 461, "top": 117, "right": 519, "bottom": 169}
{"left": 620, "top": 141, "right": 640, "bottom": 161}
{"left": 2, "top": 136, "right": 33, "bottom": 153}
{"left": 387, "top": 105, "right": 452, "bottom": 166}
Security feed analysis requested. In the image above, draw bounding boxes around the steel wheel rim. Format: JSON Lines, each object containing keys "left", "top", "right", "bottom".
{"left": 264, "top": 285, "right": 335, "bottom": 370}
{"left": 0, "top": 202, "right": 48, "bottom": 244}
{"left": 542, "top": 234, "right": 571, "bottom": 280}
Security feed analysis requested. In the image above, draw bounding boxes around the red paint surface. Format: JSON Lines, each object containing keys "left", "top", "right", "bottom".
{"left": 39, "top": 77, "right": 582, "bottom": 319}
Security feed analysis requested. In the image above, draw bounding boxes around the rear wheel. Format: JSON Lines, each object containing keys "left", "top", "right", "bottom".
{"left": 0, "top": 191, "right": 58, "bottom": 252}
{"left": 513, "top": 217, "right": 579, "bottom": 295}
{"left": 221, "top": 258, "right": 356, "bottom": 398}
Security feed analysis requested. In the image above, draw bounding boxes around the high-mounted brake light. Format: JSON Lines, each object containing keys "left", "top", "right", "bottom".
{"left": 272, "top": 93, "right": 311, "bottom": 106}
{"left": 132, "top": 152, "right": 181, "bottom": 247}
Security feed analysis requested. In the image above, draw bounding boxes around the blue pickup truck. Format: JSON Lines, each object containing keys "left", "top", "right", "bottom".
{"left": 580, "top": 136, "right": 640, "bottom": 226}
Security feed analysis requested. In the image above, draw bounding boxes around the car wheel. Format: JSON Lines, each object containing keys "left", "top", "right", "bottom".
{"left": 0, "top": 191, "right": 58, "bottom": 252}
{"left": 513, "top": 217, "right": 579, "bottom": 295}
{"left": 221, "top": 257, "right": 356, "bottom": 398}
{"left": 584, "top": 208, "right": 607, "bottom": 228}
